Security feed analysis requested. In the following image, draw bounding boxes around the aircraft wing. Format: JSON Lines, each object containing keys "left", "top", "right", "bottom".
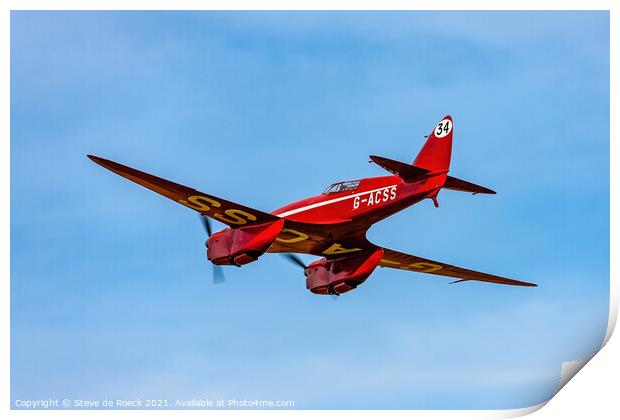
{"left": 267, "top": 223, "right": 535, "bottom": 287}
{"left": 88, "top": 155, "right": 280, "bottom": 227}
{"left": 379, "top": 248, "right": 537, "bottom": 287}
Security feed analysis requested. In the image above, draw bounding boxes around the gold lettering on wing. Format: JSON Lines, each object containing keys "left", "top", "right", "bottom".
{"left": 275, "top": 228, "right": 309, "bottom": 244}
{"left": 322, "top": 243, "right": 362, "bottom": 255}
{"left": 407, "top": 262, "right": 443, "bottom": 273}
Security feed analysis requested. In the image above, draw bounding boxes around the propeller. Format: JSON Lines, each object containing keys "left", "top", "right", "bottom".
{"left": 212, "top": 265, "right": 225, "bottom": 285}
{"left": 200, "top": 215, "right": 225, "bottom": 284}
{"left": 200, "top": 214, "right": 213, "bottom": 236}
{"left": 282, "top": 253, "right": 307, "bottom": 270}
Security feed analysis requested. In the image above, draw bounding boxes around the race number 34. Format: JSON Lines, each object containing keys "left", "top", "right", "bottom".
{"left": 434, "top": 118, "right": 452, "bottom": 138}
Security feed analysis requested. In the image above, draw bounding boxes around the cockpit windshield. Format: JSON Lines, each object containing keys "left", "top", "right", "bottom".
{"left": 322, "top": 180, "right": 360, "bottom": 195}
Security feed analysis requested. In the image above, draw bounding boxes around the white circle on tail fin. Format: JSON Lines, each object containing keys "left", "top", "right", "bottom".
{"left": 433, "top": 118, "right": 452, "bottom": 138}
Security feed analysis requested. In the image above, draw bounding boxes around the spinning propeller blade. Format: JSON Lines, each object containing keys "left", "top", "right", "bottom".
{"left": 213, "top": 265, "right": 225, "bottom": 285}
{"left": 282, "top": 253, "right": 307, "bottom": 270}
{"left": 200, "top": 215, "right": 213, "bottom": 236}
{"left": 199, "top": 215, "right": 225, "bottom": 284}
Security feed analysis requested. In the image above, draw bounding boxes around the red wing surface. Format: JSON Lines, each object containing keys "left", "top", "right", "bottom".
{"left": 88, "top": 155, "right": 280, "bottom": 228}
{"left": 380, "top": 248, "right": 536, "bottom": 287}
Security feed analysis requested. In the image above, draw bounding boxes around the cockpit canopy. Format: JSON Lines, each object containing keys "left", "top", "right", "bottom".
{"left": 322, "top": 180, "right": 360, "bottom": 195}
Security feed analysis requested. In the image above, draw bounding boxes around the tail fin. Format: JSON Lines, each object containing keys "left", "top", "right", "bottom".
{"left": 413, "top": 115, "right": 453, "bottom": 172}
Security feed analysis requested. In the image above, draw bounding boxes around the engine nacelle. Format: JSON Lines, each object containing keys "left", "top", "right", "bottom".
{"left": 304, "top": 248, "right": 384, "bottom": 295}
{"left": 207, "top": 219, "right": 284, "bottom": 266}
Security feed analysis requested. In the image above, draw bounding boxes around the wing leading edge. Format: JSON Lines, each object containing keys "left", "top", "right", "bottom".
{"left": 379, "top": 248, "right": 536, "bottom": 287}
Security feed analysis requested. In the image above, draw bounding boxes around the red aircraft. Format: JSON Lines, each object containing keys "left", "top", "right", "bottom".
{"left": 88, "top": 115, "right": 536, "bottom": 296}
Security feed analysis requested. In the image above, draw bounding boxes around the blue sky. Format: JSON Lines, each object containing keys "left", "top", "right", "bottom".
{"left": 11, "top": 11, "right": 609, "bottom": 409}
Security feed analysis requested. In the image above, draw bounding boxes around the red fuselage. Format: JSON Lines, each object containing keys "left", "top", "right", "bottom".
{"left": 271, "top": 173, "right": 447, "bottom": 229}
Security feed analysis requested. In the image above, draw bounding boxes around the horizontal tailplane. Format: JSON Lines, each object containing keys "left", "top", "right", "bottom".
{"left": 443, "top": 176, "right": 496, "bottom": 195}
{"left": 369, "top": 155, "right": 432, "bottom": 181}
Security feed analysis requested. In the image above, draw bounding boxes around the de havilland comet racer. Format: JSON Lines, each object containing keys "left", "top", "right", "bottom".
{"left": 89, "top": 115, "right": 536, "bottom": 296}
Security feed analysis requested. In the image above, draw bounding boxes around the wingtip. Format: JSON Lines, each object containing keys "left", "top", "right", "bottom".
{"left": 87, "top": 154, "right": 111, "bottom": 168}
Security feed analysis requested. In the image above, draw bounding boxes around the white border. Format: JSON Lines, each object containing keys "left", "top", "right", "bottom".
{"left": 2, "top": 1, "right": 616, "bottom": 419}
